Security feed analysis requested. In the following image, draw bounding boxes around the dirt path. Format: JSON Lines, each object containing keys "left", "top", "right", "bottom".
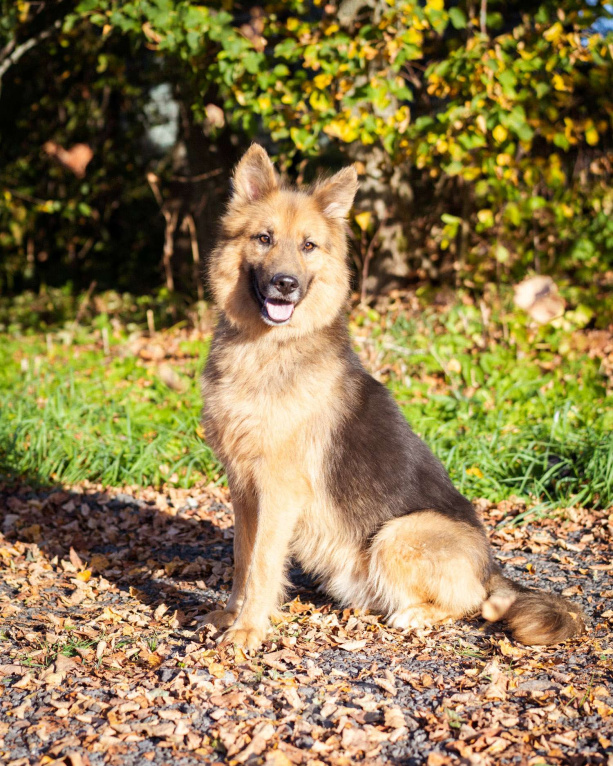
{"left": 1, "top": 482, "right": 611, "bottom": 765}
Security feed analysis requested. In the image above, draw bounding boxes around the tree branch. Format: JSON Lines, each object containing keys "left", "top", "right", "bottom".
{"left": 480, "top": 0, "right": 487, "bottom": 35}
{"left": 0, "top": 19, "right": 62, "bottom": 90}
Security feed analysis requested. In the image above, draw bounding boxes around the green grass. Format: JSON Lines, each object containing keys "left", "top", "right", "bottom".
{"left": 0, "top": 329, "right": 221, "bottom": 488}
{"left": 358, "top": 297, "right": 612, "bottom": 512}
{"left": 0, "top": 294, "right": 611, "bottom": 515}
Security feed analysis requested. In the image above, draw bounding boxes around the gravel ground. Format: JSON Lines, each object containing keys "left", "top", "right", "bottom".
{"left": 0, "top": 481, "right": 612, "bottom": 766}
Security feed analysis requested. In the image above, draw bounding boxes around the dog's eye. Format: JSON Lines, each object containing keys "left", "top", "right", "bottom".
{"left": 304, "top": 241, "right": 317, "bottom": 252}
{"left": 257, "top": 233, "right": 271, "bottom": 245}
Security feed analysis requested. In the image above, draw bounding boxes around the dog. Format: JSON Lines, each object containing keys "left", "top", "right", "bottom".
{"left": 201, "top": 144, "right": 584, "bottom": 650}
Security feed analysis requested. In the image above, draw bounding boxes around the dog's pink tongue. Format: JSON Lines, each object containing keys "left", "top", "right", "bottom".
{"left": 266, "top": 300, "right": 294, "bottom": 322}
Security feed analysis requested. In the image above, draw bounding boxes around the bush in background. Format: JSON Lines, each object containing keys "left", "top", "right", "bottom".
{"left": 0, "top": 0, "right": 611, "bottom": 302}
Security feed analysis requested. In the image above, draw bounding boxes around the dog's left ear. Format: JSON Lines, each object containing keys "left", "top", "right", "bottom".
{"left": 313, "top": 166, "right": 359, "bottom": 220}
{"left": 232, "top": 144, "right": 279, "bottom": 204}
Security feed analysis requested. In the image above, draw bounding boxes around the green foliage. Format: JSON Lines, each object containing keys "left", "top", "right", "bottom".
{"left": 0, "top": 286, "right": 194, "bottom": 333}
{"left": 74, "top": 0, "right": 612, "bottom": 285}
{"left": 0, "top": 1, "right": 164, "bottom": 295}
{"left": 0, "top": 0, "right": 611, "bottom": 295}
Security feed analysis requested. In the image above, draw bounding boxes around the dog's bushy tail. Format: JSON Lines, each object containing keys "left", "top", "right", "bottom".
{"left": 481, "top": 566, "right": 585, "bottom": 645}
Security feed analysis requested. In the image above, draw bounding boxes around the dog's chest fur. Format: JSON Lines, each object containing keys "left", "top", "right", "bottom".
{"left": 202, "top": 322, "right": 370, "bottom": 594}
{"left": 203, "top": 325, "right": 347, "bottom": 486}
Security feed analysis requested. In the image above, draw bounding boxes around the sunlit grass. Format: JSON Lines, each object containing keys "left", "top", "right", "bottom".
{"left": 0, "top": 297, "right": 611, "bottom": 514}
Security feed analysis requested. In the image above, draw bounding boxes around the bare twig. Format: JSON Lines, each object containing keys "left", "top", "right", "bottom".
{"left": 360, "top": 216, "right": 387, "bottom": 305}
{"left": 0, "top": 19, "right": 62, "bottom": 95}
{"left": 162, "top": 210, "right": 178, "bottom": 292}
{"left": 101, "top": 326, "right": 110, "bottom": 356}
{"left": 182, "top": 213, "right": 204, "bottom": 301}
{"left": 480, "top": 0, "right": 487, "bottom": 35}
{"left": 0, "top": 39, "right": 16, "bottom": 65}
{"left": 7, "top": 189, "right": 48, "bottom": 206}
{"left": 147, "top": 309, "right": 155, "bottom": 336}
{"left": 147, "top": 173, "right": 177, "bottom": 294}
{"left": 76, "top": 237, "right": 95, "bottom": 262}
{"left": 169, "top": 168, "right": 223, "bottom": 183}
{"left": 146, "top": 173, "right": 164, "bottom": 208}
{"left": 73, "top": 279, "right": 97, "bottom": 328}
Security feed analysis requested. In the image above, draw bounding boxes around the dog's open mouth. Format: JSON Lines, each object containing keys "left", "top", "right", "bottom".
{"left": 263, "top": 299, "right": 295, "bottom": 323}
{"left": 251, "top": 271, "right": 296, "bottom": 326}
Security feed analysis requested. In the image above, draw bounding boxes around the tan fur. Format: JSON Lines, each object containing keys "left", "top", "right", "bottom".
{"left": 202, "top": 147, "right": 359, "bottom": 647}
{"left": 202, "top": 145, "right": 585, "bottom": 650}
{"left": 369, "top": 512, "right": 490, "bottom": 626}
{"left": 483, "top": 568, "right": 585, "bottom": 645}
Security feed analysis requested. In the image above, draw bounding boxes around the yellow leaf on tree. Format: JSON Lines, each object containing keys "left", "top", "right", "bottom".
{"left": 492, "top": 125, "right": 507, "bottom": 143}
{"left": 355, "top": 211, "right": 372, "bottom": 231}
{"left": 543, "top": 22, "right": 563, "bottom": 43}
{"left": 477, "top": 209, "right": 494, "bottom": 227}
{"left": 552, "top": 74, "right": 571, "bottom": 92}
{"left": 404, "top": 28, "right": 423, "bottom": 46}
{"left": 309, "top": 90, "right": 331, "bottom": 111}
{"left": 313, "top": 73, "right": 332, "bottom": 90}
{"left": 257, "top": 95, "right": 271, "bottom": 112}
{"left": 324, "top": 117, "right": 360, "bottom": 143}
{"left": 585, "top": 125, "right": 599, "bottom": 146}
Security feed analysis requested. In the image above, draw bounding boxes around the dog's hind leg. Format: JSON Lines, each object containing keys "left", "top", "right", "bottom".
{"left": 202, "top": 480, "right": 257, "bottom": 630}
{"left": 368, "top": 510, "right": 491, "bottom": 630}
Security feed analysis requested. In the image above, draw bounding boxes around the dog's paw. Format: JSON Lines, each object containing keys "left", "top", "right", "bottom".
{"left": 387, "top": 604, "right": 449, "bottom": 630}
{"left": 220, "top": 623, "right": 267, "bottom": 651}
{"left": 200, "top": 609, "right": 238, "bottom": 630}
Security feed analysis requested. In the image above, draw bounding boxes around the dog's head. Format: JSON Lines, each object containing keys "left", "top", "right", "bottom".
{"left": 209, "top": 144, "right": 358, "bottom": 336}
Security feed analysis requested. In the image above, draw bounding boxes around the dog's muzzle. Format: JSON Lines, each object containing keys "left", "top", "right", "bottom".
{"left": 251, "top": 270, "right": 302, "bottom": 326}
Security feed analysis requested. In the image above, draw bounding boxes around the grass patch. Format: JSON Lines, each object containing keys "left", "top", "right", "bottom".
{"left": 0, "top": 329, "right": 220, "bottom": 488}
{"left": 0, "top": 293, "right": 611, "bottom": 512}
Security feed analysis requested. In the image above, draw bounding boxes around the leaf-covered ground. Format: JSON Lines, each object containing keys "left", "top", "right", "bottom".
{"left": 1, "top": 481, "right": 612, "bottom": 766}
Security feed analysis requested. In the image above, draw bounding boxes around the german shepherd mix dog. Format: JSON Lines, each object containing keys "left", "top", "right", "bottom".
{"left": 201, "top": 144, "right": 584, "bottom": 650}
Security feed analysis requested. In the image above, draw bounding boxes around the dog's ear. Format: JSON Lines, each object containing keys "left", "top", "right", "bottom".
{"left": 313, "top": 166, "right": 359, "bottom": 220}
{"left": 231, "top": 144, "right": 278, "bottom": 204}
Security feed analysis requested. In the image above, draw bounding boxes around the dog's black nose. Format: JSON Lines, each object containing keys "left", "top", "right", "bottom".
{"left": 271, "top": 273, "right": 299, "bottom": 296}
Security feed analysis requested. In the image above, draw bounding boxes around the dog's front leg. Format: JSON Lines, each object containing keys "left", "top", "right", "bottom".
{"left": 202, "top": 482, "right": 257, "bottom": 630}
{"left": 221, "top": 488, "right": 302, "bottom": 651}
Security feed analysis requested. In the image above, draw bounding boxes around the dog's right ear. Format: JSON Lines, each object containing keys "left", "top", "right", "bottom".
{"left": 312, "top": 166, "right": 359, "bottom": 220}
{"left": 231, "top": 144, "right": 278, "bottom": 204}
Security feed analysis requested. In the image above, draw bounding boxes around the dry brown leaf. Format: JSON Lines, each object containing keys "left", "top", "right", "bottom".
{"left": 265, "top": 751, "right": 294, "bottom": 766}
{"left": 338, "top": 639, "right": 368, "bottom": 652}
{"left": 158, "top": 363, "right": 186, "bottom": 392}
{"left": 384, "top": 706, "right": 406, "bottom": 729}
{"left": 513, "top": 275, "right": 565, "bottom": 324}
{"left": 207, "top": 662, "right": 226, "bottom": 678}
{"left": 43, "top": 141, "right": 93, "bottom": 178}
{"left": 89, "top": 553, "right": 110, "bottom": 573}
